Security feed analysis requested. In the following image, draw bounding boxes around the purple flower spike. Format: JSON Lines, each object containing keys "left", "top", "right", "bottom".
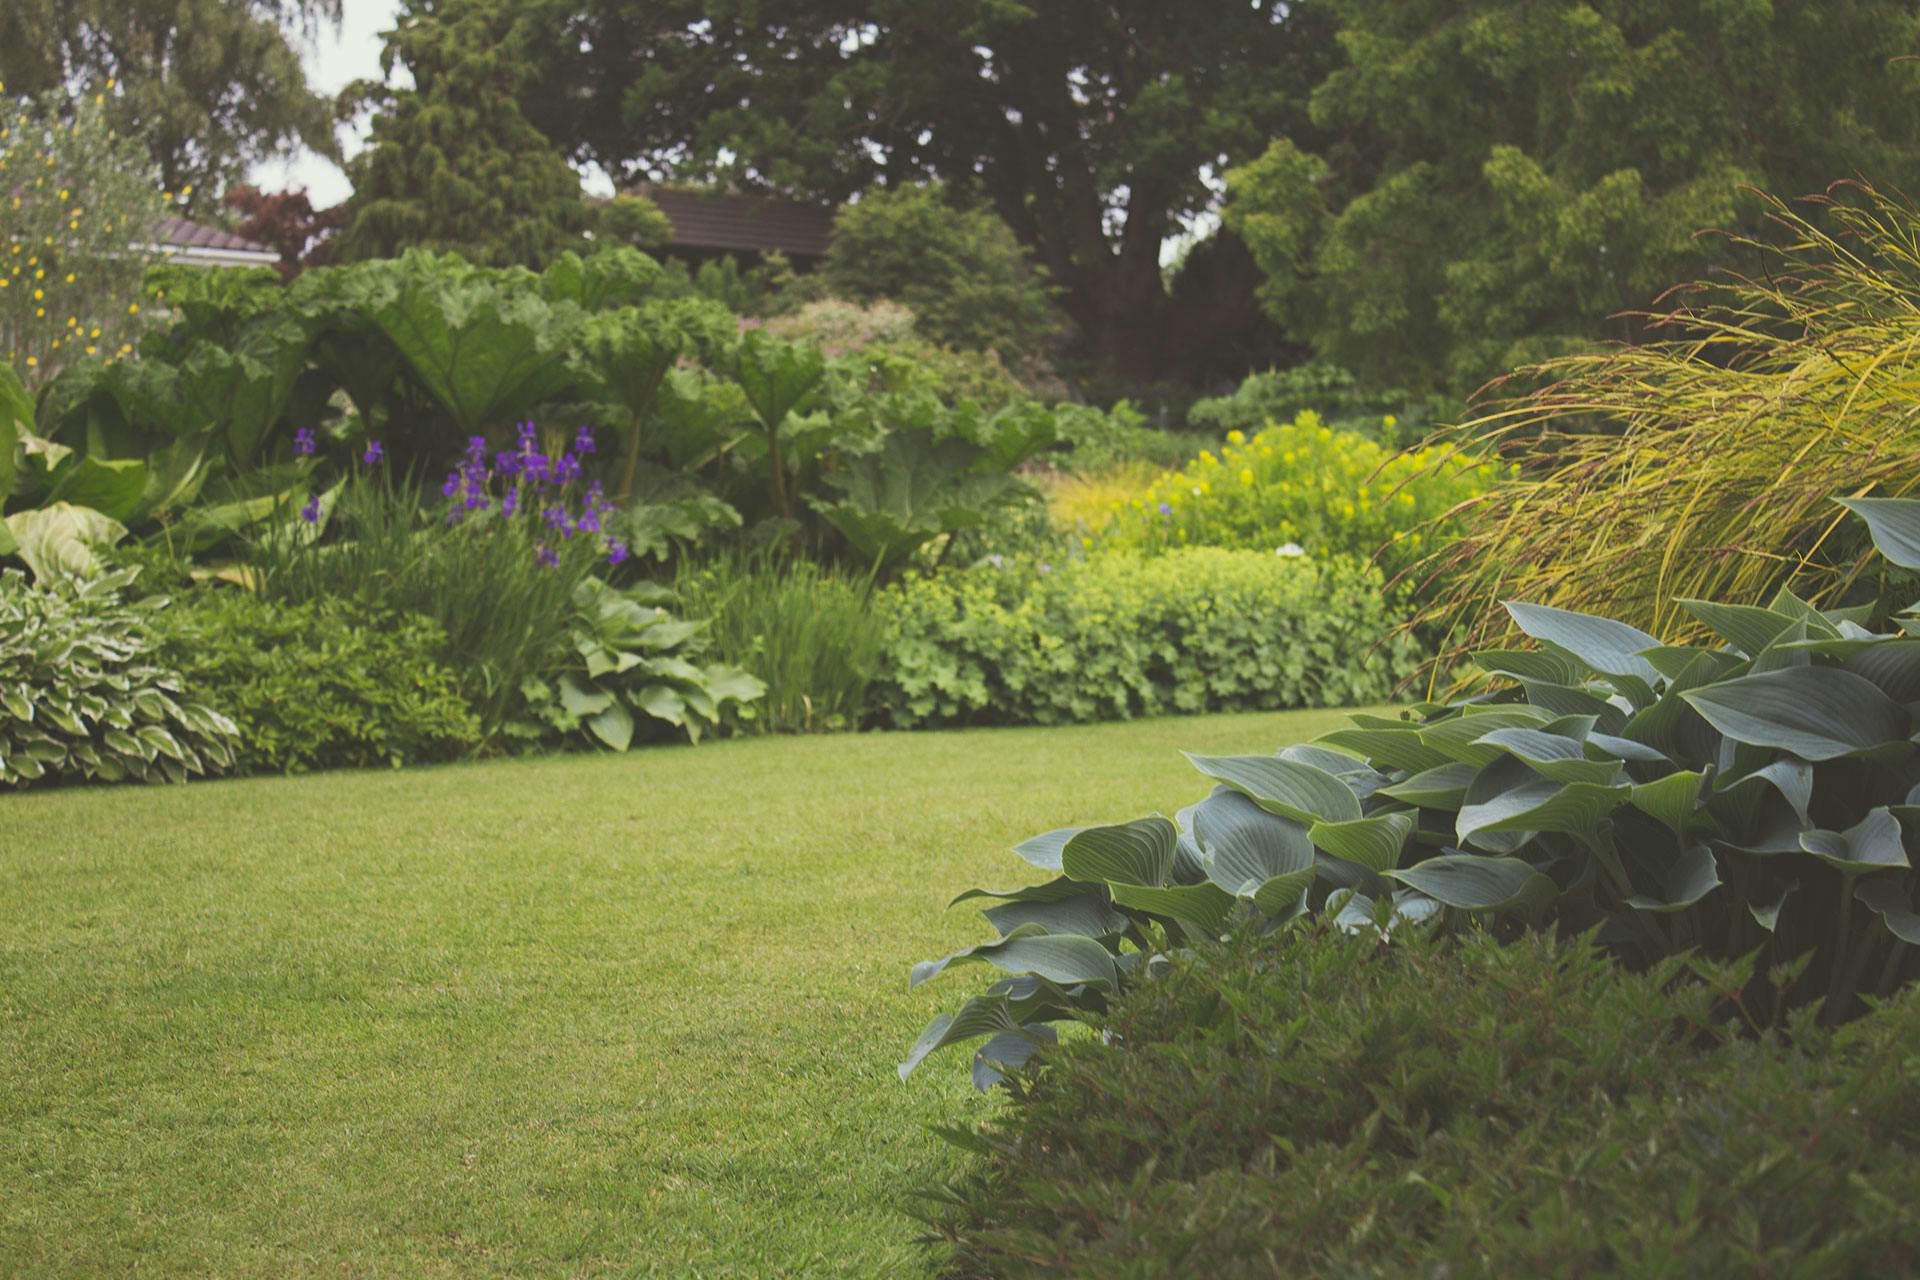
{"left": 518, "top": 420, "right": 538, "bottom": 447}
{"left": 465, "top": 435, "right": 487, "bottom": 463}
{"left": 462, "top": 491, "right": 486, "bottom": 512}
{"left": 606, "top": 539, "right": 629, "bottom": 568}
{"left": 573, "top": 425, "right": 596, "bottom": 455}
{"left": 577, "top": 509, "right": 601, "bottom": 534}
{"left": 535, "top": 543, "right": 559, "bottom": 569}
{"left": 543, "top": 505, "right": 566, "bottom": 530}
{"left": 441, "top": 472, "right": 461, "bottom": 499}
{"left": 1158, "top": 502, "right": 1171, "bottom": 516}
{"left": 299, "top": 494, "right": 321, "bottom": 523}
{"left": 293, "top": 427, "right": 316, "bottom": 458}
{"left": 362, "top": 440, "right": 384, "bottom": 466}
{"left": 501, "top": 488, "right": 519, "bottom": 517}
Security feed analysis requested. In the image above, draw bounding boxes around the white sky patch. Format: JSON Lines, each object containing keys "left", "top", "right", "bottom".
{"left": 246, "top": 0, "right": 402, "bottom": 207}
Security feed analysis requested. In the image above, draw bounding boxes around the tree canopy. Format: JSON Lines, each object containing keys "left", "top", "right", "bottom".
{"left": 1226, "top": 0, "right": 1920, "bottom": 393}
{"left": 336, "top": 2, "right": 594, "bottom": 269}
{"left": 480, "top": 0, "right": 1343, "bottom": 384}
{"left": 0, "top": 0, "right": 340, "bottom": 209}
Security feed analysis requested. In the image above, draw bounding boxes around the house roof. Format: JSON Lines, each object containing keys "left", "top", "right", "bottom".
{"left": 632, "top": 184, "right": 837, "bottom": 258}
{"left": 150, "top": 216, "right": 278, "bottom": 267}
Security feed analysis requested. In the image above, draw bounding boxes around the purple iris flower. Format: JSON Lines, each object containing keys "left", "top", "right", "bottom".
{"left": 441, "top": 472, "right": 461, "bottom": 499}
{"left": 299, "top": 494, "right": 321, "bottom": 523}
{"left": 465, "top": 435, "right": 487, "bottom": 464}
{"left": 501, "top": 488, "right": 519, "bottom": 517}
{"left": 496, "top": 449, "right": 523, "bottom": 477}
{"left": 535, "top": 543, "right": 559, "bottom": 569}
{"left": 1158, "top": 502, "right": 1171, "bottom": 516}
{"left": 517, "top": 420, "right": 538, "bottom": 448}
{"left": 574, "top": 425, "right": 596, "bottom": 455}
{"left": 293, "top": 427, "right": 316, "bottom": 458}
{"left": 362, "top": 440, "right": 384, "bottom": 466}
{"left": 543, "top": 505, "right": 566, "bottom": 531}
{"left": 462, "top": 491, "right": 486, "bottom": 512}
{"left": 553, "top": 453, "right": 581, "bottom": 486}
{"left": 606, "top": 539, "right": 630, "bottom": 567}
{"left": 577, "top": 508, "right": 601, "bottom": 534}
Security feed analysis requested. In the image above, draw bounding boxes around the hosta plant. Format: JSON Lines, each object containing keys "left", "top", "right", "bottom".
{"left": 0, "top": 568, "right": 239, "bottom": 786}
{"left": 513, "top": 578, "right": 766, "bottom": 748}
{"left": 905, "top": 492, "right": 1920, "bottom": 1086}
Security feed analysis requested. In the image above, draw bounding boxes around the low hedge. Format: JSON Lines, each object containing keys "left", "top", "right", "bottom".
{"left": 872, "top": 548, "right": 1416, "bottom": 728}
{"left": 917, "top": 927, "right": 1920, "bottom": 1278}
{"left": 152, "top": 591, "right": 480, "bottom": 773}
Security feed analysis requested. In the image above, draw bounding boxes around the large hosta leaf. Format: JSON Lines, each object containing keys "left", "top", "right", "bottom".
{"left": 1678, "top": 599, "right": 1802, "bottom": 658}
{"left": 1377, "top": 761, "right": 1479, "bottom": 809}
{"left": 1624, "top": 844, "right": 1721, "bottom": 913}
{"left": 1474, "top": 727, "right": 1624, "bottom": 785}
{"left": 1308, "top": 812, "right": 1414, "bottom": 874}
{"left": 1384, "top": 855, "right": 1557, "bottom": 914}
{"left": 1857, "top": 877, "right": 1920, "bottom": 944}
{"left": 1506, "top": 601, "right": 1661, "bottom": 687}
{"left": 1629, "top": 769, "right": 1709, "bottom": 836}
{"left": 1317, "top": 725, "right": 1450, "bottom": 774}
{"left": 1060, "top": 817, "right": 1178, "bottom": 888}
{"left": 982, "top": 891, "right": 1128, "bottom": 940}
{"left": 900, "top": 992, "right": 1040, "bottom": 1081}
{"left": 1837, "top": 495, "right": 1920, "bottom": 570}
{"left": 1418, "top": 707, "right": 1554, "bottom": 767}
{"left": 1682, "top": 667, "right": 1908, "bottom": 761}
{"left": 1109, "top": 881, "right": 1238, "bottom": 934}
{"left": 1185, "top": 787, "right": 1316, "bottom": 898}
{"left": 1800, "top": 807, "right": 1910, "bottom": 872}
{"left": 1010, "top": 827, "right": 1081, "bottom": 872}
{"left": 1457, "top": 778, "right": 1630, "bottom": 847}
{"left": 1184, "top": 754, "right": 1361, "bottom": 825}
{"left": 909, "top": 923, "right": 1121, "bottom": 991}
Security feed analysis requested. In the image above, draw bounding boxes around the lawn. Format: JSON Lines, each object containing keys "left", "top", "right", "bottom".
{"left": 0, "top": 706, "right": 1359, "bottom": 1278}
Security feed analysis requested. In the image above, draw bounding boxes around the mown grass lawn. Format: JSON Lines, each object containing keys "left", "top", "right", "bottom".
{"left": 1, "top": 707, "right": 1359, "bottom": 1278}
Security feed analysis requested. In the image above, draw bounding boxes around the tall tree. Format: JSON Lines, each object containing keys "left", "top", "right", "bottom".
{"left": 485, "top": 0, "right": 1341, "bottom": 384}
{"left": 1225, "top": 0, "right": 1920, "bottom": 393}
{"left": 0, "top": 0, "right": 340, "bottom": 210}
{"left": 336, "top": 1, "right": 594, "bottom": 268}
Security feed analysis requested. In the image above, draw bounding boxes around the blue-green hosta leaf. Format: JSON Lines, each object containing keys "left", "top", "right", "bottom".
{"left": 1845, "top": 639, "right": 1920, "bottom": 702}
{"left": 1060, "top": 816, "right": 1178, "bottom": 888}
{"left": 1109, "top": 881, "right": 1237, "bottom": 934}
{"left": 1586, "top": 731, "right": 1672, "bottom": 763}
{"left": 1837, "top": 495, "right": 1920, "bottom": 570}
{"left": 899, "top": 994, "right": 1026, "bottom": 1081}
{"left": 1801, "top": 807, "right": 1910, "bottom": 872}
{"left": 1630, "top": 770, "right": 1709, "bottom": 836}
{"left": 1377, "top": 761, "right": 1479, "bottom": 809}
{"left": 1316, "top": 726, "right": 1451, "bottom": 774}
{"left": 1749, "top": 880, "right": 1797, "bottom": 933}
{"left": 1279, "top": 744, "right": 1389, "bottom": 797}
{"left": 1505, "top": 601, "right": 1661, "bottom": 691}
{"left": 1384, "top": 854, "right": 1557, "bottom": 914}
{"left": 982, "top": 892, "right": 1128, "bottom": 940}
{"left": 1715, "top": 758, "right": 1813, "bottom": 827}
{"left": 1517, "top": 679, "right": 1626, "bottom": 732}
{"left": 950, "top": 876, "right": 1096, "bottom": 909}
{"left": 1474, "top": 728, "right": 1624, "bottom": 785}
{"left": 1011, "top": 827, "right": 1080, "bottom": 872}
{"left": 909, "top": 923, "right": 1121, "bottom": 991}
{"left": 1683, "top": 667, "right": 1908, "bottom": 762}
{"left": 1856, "top": 877, "right": 1920, "bottom": 945}
{"left": 971, "top": 1024, "right": 1058, "bottom": 1091}
{"left": 1186, "top": 786, "right": 1315, "bottom": 887}
{"left": 1308, "top": 812, "right": 1415, "bottom": 874}
{"left": 1625, "top": 844, "right": 1721, "bottom": 913}
{"left": 1417, "top": 707, "right": 1555, "bottom": 767}
{"left": 1184, "top": 754, "right": 1361, "bottom": 825}
{"left": 1678, "top": 598, "right": 1802, "bottom": 658}
{"left": 1472, "top": 647, "right": 1589, "bottom": 685}
{"left": 1457, "top": 779, "right": 1630, "bottom": 847}
{"left": 558, "top": 674, "right": 615, "bottom": 719}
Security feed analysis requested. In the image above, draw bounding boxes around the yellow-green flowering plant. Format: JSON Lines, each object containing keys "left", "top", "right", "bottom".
{"left": 1085, "top": 412, "right": 1502, "bottom": 587}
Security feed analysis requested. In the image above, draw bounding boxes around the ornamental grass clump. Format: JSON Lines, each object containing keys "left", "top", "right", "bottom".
{"left": 1416, "top": 181, "right": 1920, "bottom": 656}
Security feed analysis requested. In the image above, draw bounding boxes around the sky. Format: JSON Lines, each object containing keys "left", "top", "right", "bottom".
{"left": 245, "top": 0, "right": 402, "bottom": 207}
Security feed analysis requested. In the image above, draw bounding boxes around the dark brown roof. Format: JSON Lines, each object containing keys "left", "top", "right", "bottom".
{"left": 152, "top": 216, "right": 273, "bottom": 255}
{"left": 631, "top": 184, "right": 836, "bottom": 258}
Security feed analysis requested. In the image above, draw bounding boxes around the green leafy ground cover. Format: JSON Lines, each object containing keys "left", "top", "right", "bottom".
{"left": 0, "top": 706, "right": 1355, "bottom": 1277}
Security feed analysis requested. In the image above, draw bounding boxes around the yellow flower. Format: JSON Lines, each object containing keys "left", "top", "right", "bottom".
{"left": 24, "top": 356, "right": 36, "bottom": 367}
{"left": 1225, "top": 430, "right": 1245, "bottom": 445}
{"left": 1238, "top": 468, "right": 1253, "bottom": 486}
{"left": 127, "top": 303, "right": 138, "bottom": 315}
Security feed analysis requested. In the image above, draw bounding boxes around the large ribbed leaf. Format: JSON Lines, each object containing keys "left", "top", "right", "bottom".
{"left": 1377, "top": 761, "right": 1479, "bottom": 809}
{"left": 1506, "top": 601, "right": 1661, "bottom": 686}
{"left": 1683, "top": 667, "right": 1908, "bottom": 761}
{"left": 1109, "top": 881, "right": 1237, "bottom": 934}
{"left": 1856, "top": 878, "right": 1920, "bottom": 945}
{"left": 1678, "top": 599, "right": 1801, "bottom": 658}
{"left": 1418, "top": 707, "right": 1554, "bottom": 767}
{"left": 1625, "top": 844, "right": 1721, "bottom": 913}
{"left": 910, "top": 924, "right": 1121, "bottom": 990}
{"left": 1384, "top": 855, "right": 1557, "bottom": 914}
{"left": 900, "top": 993, "right": 1044, "bottom": 1081}
{"left": 981, "top": 892, "right": 1128, "bottom": 939}
{"left": 1318, "top": 726, "right": 1451, "bottom": 774}
{"left": 1184, "top": 754, "right": 1360, "bottom": 824}
{"left": 1800, "top": 807, "right": 1910, "bottom": 872}
{"left": 1457, "top": 778, "right": 1629, "bottom": 846}
{"left": 1846, "top": 639, "right": 1920, "bottom": 702}
{"left": 1308, "top": 812, "right": 1414, "bottom": 874}
{"left": 1187, "top": 787, "right": 1315, "bottom": 893}
{"left": 1474, "top": 727, "right": 1624, "bottom": 785}
{"left": 1472, "top": 647, "right": 1589, "bottom": 685}
{"left": 1060, "top": 816, "right": 1178, "bottom": 887}
{"left": 1630, "top": 770, "right": 1708, "bottom": 836}
{"left": 971, "top": 1024, "right": 1058, "bottom": 1091}
{"left": 1010, "top": 827, "right": 1081, "bottom": 872}
{"left": 1837, "top": 495, "right": 1920, "bottom": 570}
{"left": 1749, "top": 880, "right": 1797, "bottom": 933}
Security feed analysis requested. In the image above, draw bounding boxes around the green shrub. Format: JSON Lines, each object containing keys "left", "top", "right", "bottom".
{"left": 673, "top": 549, "right": 885, "bottom": 734}
{"left": 1086, "top": 413, "right": 1500, "bottom": 585}
{"left": 150, "top": 590, "right": 480, "bottom": 773}
{"left": 822, "top": 183, "right": 1063, "bottom": 362}
{"left": 874, "top": 549, "right": 1417, "bottom": 730}
{"left": 1185, "top": 363, "right": 1458, "bottom": 446}
{"left": 0, "top": 568, "right": 239, "bottom": 786}
{"left": 900, "top": 492, "right": 1920, "bottom": 1087}
{"left": 917, "top": 926, "right": 1920, "bottom": 1278}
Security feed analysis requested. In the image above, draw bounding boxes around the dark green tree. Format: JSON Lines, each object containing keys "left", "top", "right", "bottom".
{"left": 472, "top": 0, "right": 1342, "bottom": 384}
{"left": 1225, "top": 0, "right": 1920, "bottom": 393}
{"left": 337, "top": 1, "right": 593, "bottom": 269}
{"left": 822, "top": 184, "right": 1062, "bottom": 361}
{"left": 0, "top": 0, "right": 340, "bottom": 209}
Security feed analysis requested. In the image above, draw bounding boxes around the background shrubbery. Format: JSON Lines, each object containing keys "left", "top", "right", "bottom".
{"left": 874, "top": 548, "right": 1416, "bottom": 729}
